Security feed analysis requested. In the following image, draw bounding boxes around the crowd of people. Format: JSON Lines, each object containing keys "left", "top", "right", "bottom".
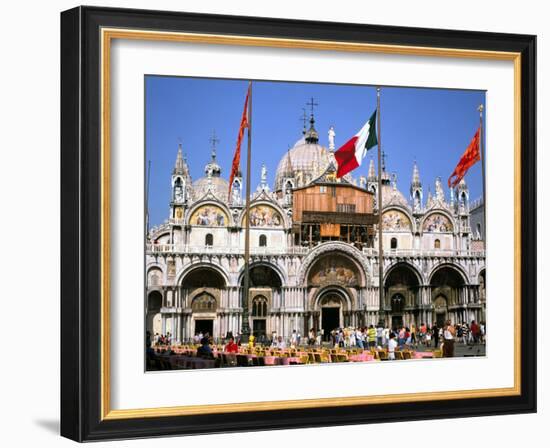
{"left": 146, "top": 320, "right": 485, "bottom": 362}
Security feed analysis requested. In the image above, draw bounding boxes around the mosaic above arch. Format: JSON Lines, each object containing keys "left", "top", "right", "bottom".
{"left": 308, "top": 254, "right": 360, "bottom": 287}
{"left": 190, "top": 205, "right": 229, "bottom": 227}
{"left": 382, "top": 209, "right": 412, "bottom": 231}
{"left": 243, "top": 204, "right": 283, "bottom": 228}
{"left": 423, "top": 213, "right": 453, "bottom": 232}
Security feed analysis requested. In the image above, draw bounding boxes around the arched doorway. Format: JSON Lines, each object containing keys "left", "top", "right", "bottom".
{"left": 181, "top": 267, "right": 227, "bottom": 339}
{"left": 390, "top": 293, "right": 405, "bottom": 330}
{"left": 146, "top": 290, "right": 162, "bottom": 336}
{"left": 433, "top": 295, "right": 448, "bottom": 327}
{"left": 191, "top": 292, "right": 217, "bottom": 336}
{"left": 307, "top": 252, "right": 362, "bottom": 338}
{"left": 384, "top": 263, "right": 420, "bottom": 329}
{"left": 430, "top": 266, "right": 466, "bottom": 325}
{"left": 318, "top": 291, "right": 347, "bottom": 341}
{"left": 240, "top": 264, "right": 282, "bottom": 339}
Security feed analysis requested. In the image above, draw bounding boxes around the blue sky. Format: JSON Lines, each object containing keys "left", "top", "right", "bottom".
{"left": 145, "top": 76, "right": 485, "bottom": 227}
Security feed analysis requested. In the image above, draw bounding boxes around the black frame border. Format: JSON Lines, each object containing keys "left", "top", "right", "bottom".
{"left": 61, "top": 6, "right": 536, "bottom": 442}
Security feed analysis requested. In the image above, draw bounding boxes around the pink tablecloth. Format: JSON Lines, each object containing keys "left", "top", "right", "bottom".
{"left": 414, "top": 352, "right": 434, "bottom": 359}
{"left": 348, "top": 353, "right": 375, "bottom": 362}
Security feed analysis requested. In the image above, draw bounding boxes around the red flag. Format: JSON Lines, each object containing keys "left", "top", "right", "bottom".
{"left": 228, "top": 86, "right": 250, "bottom": 199}
{"left": 448, "top": 128, "right": 481, "bottom": 188}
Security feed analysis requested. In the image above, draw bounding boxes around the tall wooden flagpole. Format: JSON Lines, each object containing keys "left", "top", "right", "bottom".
{"left": 478, "top": 104, "right": 487, "bottom": 246}
{"left": 376, "top": 87, "right": 384, "bottom": 325}
{"left": 241, "top": 81, "right": 253, "bottom": 343}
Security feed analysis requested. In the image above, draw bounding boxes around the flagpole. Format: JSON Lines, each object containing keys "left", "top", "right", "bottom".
{"left": 478, "top": 104, "right": 487, "bottom": 247}
{"left": 146, "top": 159, "right": 151, "bottom": 235}
{"left": 241, "top": 81, "right": 253, "bottom": 343}
{"left": 376, "top": 87, "right": 384, "bottom": 326}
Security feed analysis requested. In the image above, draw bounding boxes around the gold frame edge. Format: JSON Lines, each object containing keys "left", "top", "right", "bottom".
{"left": 100, "top": 27, "right": 522, "bottom": 420}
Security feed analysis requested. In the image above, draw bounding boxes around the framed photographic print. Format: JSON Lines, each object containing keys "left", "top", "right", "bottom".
{"left": 60, "top": 6, "right": 537, "bottom": 441}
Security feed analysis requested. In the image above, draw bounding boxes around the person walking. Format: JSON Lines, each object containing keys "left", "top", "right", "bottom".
{"left": 383, "top": 326, "right": 390, "bottom": 347}
{"left": 470, "top": 320, "right": 480, "bottom": 344}
{"left": 442, "top": 319, "right": 456, "bottom": 357}
{"left": 355, "top": 327, "right": 364, "bottom": 349}
{"left": 290, "top": 330, "right": 298, "bottom": 348}
{"left": 432, "top": 323, "right": 439, "bottom": 348}
{"left": 367, "top": 325, "right": 377, "bottom": 348}
{"left": 376, "top": 322, "right": 384, "bottom": 346}
{"left": 388, "top": 333, "right": 398, "bottom": 360}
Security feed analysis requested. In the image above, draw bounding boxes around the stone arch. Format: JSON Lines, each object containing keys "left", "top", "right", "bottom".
{"left": 420, "top": 209, "right": 456, "bottom": 234}
{"left": 147, "top": 290, "right": 163, "bottom": 310}
{"left": 312, "top": 285, "right": 354, "bottom": 311}
{"left": 384, "top": 262, "right": 422, "bottom": 309}
{"left": 313, "top": 286, "right": 355, "bottom": 338}
{"left": 298, "top": 241, "right": 370, "bottom": 286}
{"left": 146, "top": 266, "right": 163, "bottom": 288}
{"left": 146, "top": 290, "right": 163, "bottom": 336}
{"left": 238, "top": 261, "right": 284, "bottom": 288}
{"left": 177, "top": 263, "right": 230, "bottom": 288}
{"left": 384, "top": 261, "right": 424, "bottom": 285}
{"left": 151, "top": 230, "right": 170, "bottom": 245}
{"left": 428, "top": 263, "right": 469, "bottom": 285}
{"left": 429, "top": 265, "right": 467, "bottom": 319}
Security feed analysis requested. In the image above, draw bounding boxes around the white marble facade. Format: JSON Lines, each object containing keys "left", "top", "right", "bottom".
{"left": 146, "top": 127, "right": 485, "bottom": 343}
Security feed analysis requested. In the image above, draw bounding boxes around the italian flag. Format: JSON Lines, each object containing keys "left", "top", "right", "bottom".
{"left": 335, "top": 110, "right": 378, "bottom": 177}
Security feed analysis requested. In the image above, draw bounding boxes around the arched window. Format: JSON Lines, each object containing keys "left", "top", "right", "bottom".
{"left": 434, "top": 239, "right": 441, "bottom": 249}
{"left": 390, "top": 237, "right": 398, "bottom": 249}
{"left": 205, "top": 233, "right": 213, "bottom": 246}
{"left": 252, "top": 295, "right": 268, "bottom": 317}
{"left": 259, "top": 234, "right": 267, "bottom": 247}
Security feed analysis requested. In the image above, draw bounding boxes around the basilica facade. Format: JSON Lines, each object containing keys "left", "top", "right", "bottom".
{"left": 146, "top": 118, "right": 486, "bottom": 343}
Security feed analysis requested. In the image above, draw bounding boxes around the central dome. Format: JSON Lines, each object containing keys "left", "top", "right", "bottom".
{"left": 192, "top": 150, "right": 229, "bottom": 200}
{"left": 275, "top": 138, "right": 332, "bottom": 190}
{"left": 193, "top": 176, "right": 229, "bottom": 200}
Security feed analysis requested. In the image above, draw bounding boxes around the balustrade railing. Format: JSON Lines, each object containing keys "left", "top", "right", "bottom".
{"left": 146, "top": 243, "right": 484, "bottom": 258}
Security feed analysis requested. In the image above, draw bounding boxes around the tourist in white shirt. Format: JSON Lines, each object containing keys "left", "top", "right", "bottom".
{"left": 290, "top": 330, "right": 298, "bottom": 347}
{"left": 355, "top": 328, "right": 364, "bottom": 349}
{"left": 388, "top": 333, "right": 398, "bottom": 360}
{"left": 383, "top": 327, "right": 390, "bottom": 347}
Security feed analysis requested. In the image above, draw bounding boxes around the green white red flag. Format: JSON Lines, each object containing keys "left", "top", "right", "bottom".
{"left": 335, "top": 110, "right": 378, "bottom": 177}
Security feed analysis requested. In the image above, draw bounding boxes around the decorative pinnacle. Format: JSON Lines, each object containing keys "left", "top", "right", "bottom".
{"left": 412, "top": 160, "right": 421, "bottom": 186}
{"left": 478, "top": 104, "right": 484, "bottom": 114}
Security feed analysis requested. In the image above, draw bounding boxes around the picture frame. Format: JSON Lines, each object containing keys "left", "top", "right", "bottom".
{"left": 60, "top": 5, "right": 536, "bottom": 441}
